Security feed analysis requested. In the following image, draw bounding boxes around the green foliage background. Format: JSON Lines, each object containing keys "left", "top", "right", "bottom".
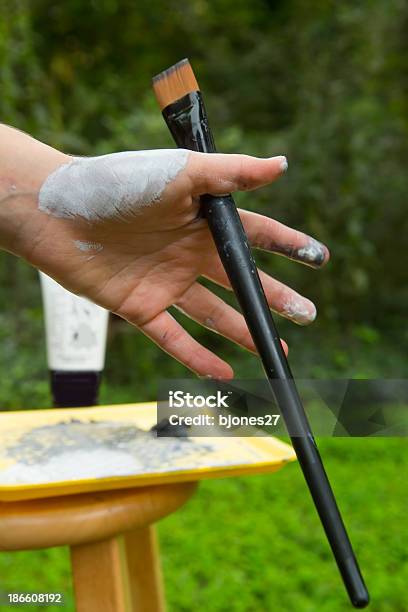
{"left": 0, "top": 1, "right": 407, "bottom": 611}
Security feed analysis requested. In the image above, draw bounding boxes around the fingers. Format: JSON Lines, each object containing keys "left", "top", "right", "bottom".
{"left": 186, "top": 151, "right": 288, "bottom": 196}
{"left": 174, "top": 282, "right": 288, "bottom": 356}
{"left": 140, "top": 310, "right": 234, "bottom": 379}
{"left": 204, "top": 261, "right": 316, "bottom": 326}
{"left": 240, "top": 209, "right": 330, "bottom": 269}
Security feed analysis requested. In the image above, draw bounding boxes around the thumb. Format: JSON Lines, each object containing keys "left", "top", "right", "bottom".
{"left": 187, "top": 151, "right": 288, "bottom": 196}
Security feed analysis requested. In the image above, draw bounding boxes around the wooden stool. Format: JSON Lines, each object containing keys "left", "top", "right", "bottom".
{"left": 0, "top": 481, "right": 197, "bottom": 612}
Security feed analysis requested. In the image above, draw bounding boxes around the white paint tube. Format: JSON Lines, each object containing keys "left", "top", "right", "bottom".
{"left": 39, "top": 272, "right": 109, "bottom": 407}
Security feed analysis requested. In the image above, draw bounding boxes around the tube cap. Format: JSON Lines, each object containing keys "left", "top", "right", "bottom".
{"left": 50, "top": 371, "right": 101, "bottom": 407}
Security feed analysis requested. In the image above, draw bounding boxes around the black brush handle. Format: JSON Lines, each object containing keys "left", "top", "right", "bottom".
{"left": 161, "top": 90, "right": 369, "bottom": 607}
{"left": 202, "top": 194, "right": 369, "bottom": 608}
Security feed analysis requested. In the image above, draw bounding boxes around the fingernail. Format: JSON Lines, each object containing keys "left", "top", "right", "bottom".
{"left": 270, "top": 155, "right": 288, "bottom": 173}
{"left": 281, "top": 296, "right": 316, "bottom": 325}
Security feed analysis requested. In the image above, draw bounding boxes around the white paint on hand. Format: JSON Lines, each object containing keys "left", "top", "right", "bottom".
{"left": 296, "top": 238, "right": 326, "bottom": 265}
{"left": 74, "top": 240, "right": 103, "bottom": 253}
{"left": 39, "top": 149, "right": 189, "bottom": 221}
{"left": 280, "top": 295, "right": 317, "bottom": 325}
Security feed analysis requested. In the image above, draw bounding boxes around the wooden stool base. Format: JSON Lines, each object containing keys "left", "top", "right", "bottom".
{"left": 71, "top": 526, "right": 165, "bottom": 612}
{"left": 0, "top": 483, "right": 197, "bottom": 611}
{"left": 125, "top": 526, "right": 165, "bottom": 611}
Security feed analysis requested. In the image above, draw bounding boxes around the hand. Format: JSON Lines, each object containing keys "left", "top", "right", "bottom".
{"left": 6, "top": 146, "right": 330, "bottom": 379}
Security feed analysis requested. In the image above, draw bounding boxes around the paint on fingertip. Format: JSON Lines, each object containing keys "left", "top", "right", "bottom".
{"left": 279, "top": 156, "right": 288, "bottom": 173}
{"left": 74, "top": 240, "right": 104, "bottom": 254}
{"left": 280, "top": 296, "right": 317, "bottom": 326}
{"left": 296, "top": 238, "right": 326, "bottom": 267}
{"left": 270, "top": 237, "right": 327, "bottom": 268}
{"left": 269, "top": 155, "right": 288, "bottom": 172}
{"left": 39, "top": 149, "right": 189, "bottom": 221}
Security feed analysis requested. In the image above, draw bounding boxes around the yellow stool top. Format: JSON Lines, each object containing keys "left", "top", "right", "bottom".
{"left": 0, "top": 403, "right": 295, "bottom": 501}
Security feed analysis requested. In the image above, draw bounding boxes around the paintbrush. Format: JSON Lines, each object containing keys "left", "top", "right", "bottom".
{"left": 152, "top": 59, "right": 369, "bottom": 608}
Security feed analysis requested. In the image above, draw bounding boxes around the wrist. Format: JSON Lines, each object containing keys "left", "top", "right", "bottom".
{"left": 0, "top": 125, "right": 71, "bottom": 256}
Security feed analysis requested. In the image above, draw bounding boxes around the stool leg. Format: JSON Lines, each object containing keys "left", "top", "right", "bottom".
{"left": 124, "top": 525, "right": 166, "bottom": 612}
{"left": 71, "top": 535, "right": 132, "bottom": 612}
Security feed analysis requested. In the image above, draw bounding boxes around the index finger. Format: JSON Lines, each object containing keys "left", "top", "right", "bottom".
{"left": 186, "top": 151, "right": 288, "bottom": 196}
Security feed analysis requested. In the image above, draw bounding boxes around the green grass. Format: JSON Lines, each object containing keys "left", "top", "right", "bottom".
{"left": 0, "top": 438, "right": 406, "bottom": 611}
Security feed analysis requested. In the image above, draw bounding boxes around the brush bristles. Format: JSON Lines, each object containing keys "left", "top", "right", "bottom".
{"left": 152, "top": 58, "right": 200, "bottom": 110}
